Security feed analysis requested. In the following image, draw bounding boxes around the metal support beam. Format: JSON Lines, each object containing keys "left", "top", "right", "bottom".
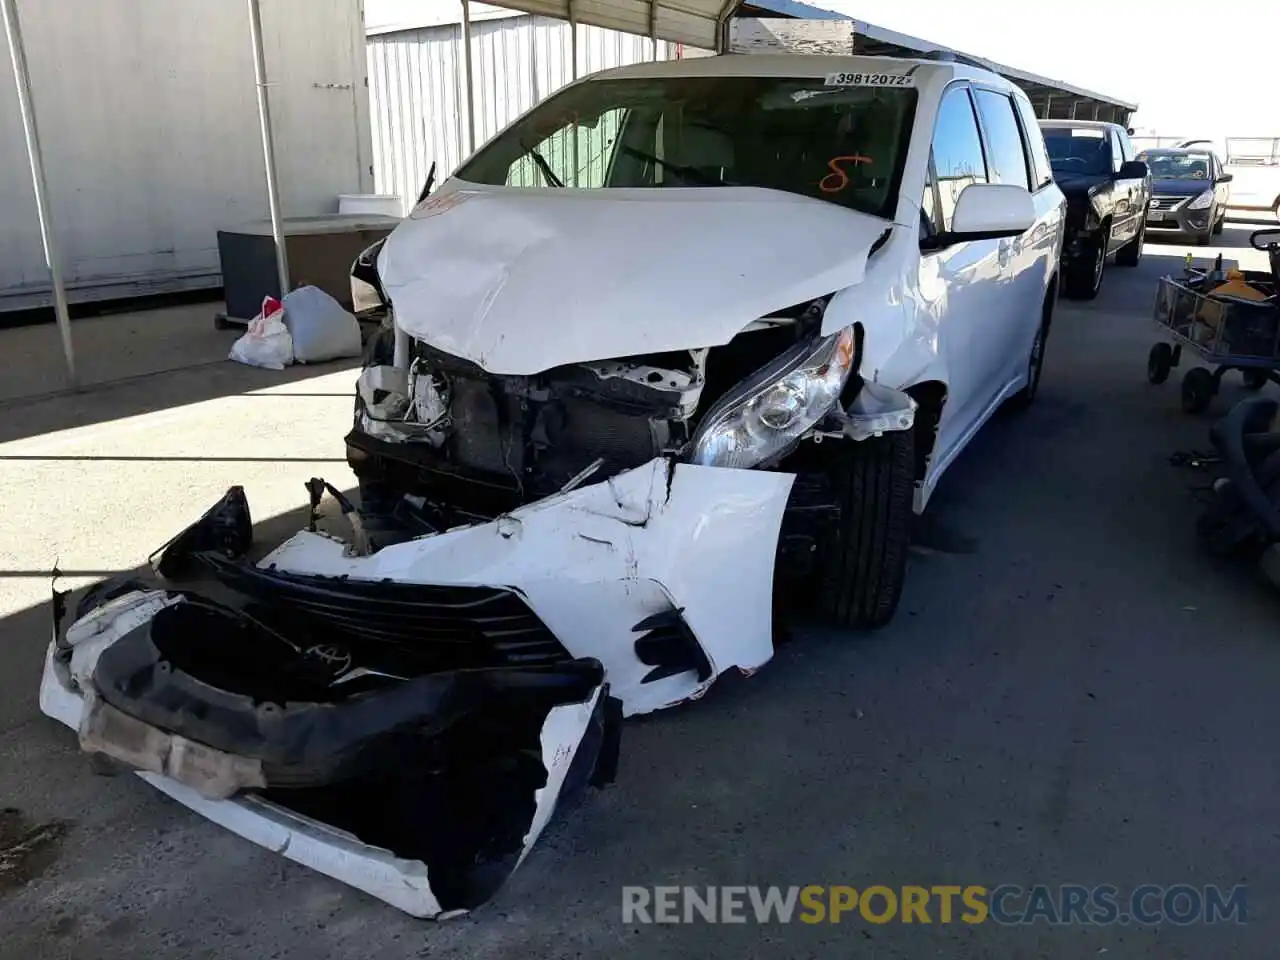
{"left": 460, "top": 0, "right": 476, "bottom": 156}
{"left": 568, "top": 0, "right": 578, "bottom": 185}
{"left": 1070, "top": 99, "right": 1079, "bottom": 119}
{"left": 247, "top": 0, "right": 289, "bottom": 301}
{"left": 649, "top": 0, "right": 659, "bottom": 61}
{"left": 3, "top": 0, "right": 76, "bottom": 387}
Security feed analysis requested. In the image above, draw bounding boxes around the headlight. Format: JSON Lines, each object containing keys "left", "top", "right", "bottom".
{"left": 690, "top": 326, "right": 856, "bottom": 469}
{"left": 1187, "top": 190, "right": 1214, "bottom": 210}
{"left": 350, "top": 239, "right": 388, "bottom": 314}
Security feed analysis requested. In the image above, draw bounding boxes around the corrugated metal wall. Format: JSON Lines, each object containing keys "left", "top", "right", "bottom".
{"left": 0, "top": 0, "right": 372, "bottom": 311}
{"left": 367, "top": 15, "right": 689, "bottom": 210}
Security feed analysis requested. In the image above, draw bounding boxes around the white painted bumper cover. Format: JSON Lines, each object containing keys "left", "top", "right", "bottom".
{"left": 261, "top": 458, "right": 795, "bottom": 716}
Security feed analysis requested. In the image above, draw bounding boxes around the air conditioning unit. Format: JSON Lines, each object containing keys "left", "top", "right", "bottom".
{"left": 216, "top": 214, "right": 400, "bottom": 326}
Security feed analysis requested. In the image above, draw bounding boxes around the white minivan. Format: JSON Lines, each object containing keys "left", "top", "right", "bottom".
{"left": 41, "top": 53, "right": 1066, "bottom": 918}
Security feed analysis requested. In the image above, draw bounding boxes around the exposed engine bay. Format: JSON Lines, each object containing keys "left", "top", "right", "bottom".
{"left": 347, "top": 292, "right": 899, "bottom": 557}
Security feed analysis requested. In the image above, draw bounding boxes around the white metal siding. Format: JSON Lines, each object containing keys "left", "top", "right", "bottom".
{"left": 0, "top": 0, "right": 372, "bottom": 310}
{"left": 368, "top": 16, "right": 687, "bottom": 211}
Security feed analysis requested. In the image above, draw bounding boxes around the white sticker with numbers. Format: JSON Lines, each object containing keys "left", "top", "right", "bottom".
{"left": 824, "top": 71, "right": 916, "bottom": 88}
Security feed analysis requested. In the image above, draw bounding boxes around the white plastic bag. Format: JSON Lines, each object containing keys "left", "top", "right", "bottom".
{"left": 282, "top": 285, "right": 361, "bottom": 364}
{"left": 229, "top": 296, "right": 294, "bottom": 370}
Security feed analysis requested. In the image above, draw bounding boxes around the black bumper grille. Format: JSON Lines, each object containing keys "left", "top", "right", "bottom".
{"left": 195, "top": 553, "right": 570, "bottom": 668}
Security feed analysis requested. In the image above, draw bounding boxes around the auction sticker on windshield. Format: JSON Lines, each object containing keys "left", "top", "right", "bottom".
{"left": 824, "top": 71, "right": 915, "bottom": 87}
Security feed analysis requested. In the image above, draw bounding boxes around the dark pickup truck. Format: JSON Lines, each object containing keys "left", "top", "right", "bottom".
{"left": 1039, "top": 120, "right": 1151, "bottom": 299}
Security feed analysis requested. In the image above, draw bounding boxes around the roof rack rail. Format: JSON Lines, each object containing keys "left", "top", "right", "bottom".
{"left": 917, "top": 49, "right": 991, "bottom": 71}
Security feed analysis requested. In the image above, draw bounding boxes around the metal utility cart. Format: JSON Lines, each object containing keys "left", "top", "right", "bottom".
{"left": 1148, "top": 229, "right": 1280, "bottom": 413}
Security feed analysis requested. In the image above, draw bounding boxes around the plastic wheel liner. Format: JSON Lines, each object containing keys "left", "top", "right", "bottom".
{"left": 41, "top": 488, "right": 622, "bottom": 918}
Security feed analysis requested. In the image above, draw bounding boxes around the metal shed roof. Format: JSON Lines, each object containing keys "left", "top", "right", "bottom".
{"left": 728, "top": 16, "right": 1137, "bottom": 124}
{"left": 492, "top": 0, "right": 735, "bottom": 49}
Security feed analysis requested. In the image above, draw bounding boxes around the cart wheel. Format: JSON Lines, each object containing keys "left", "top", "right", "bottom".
{"left": 1147, "top": 343, "right": 1173, "bottom": 384}
{"left": 1181, "top": 367, "right": 1216, "bottom": 413}
{"left": 1242, "top": 369, "right": 1269, "bottom": 391}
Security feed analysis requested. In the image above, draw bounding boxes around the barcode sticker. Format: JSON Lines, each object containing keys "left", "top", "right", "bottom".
{"left": 824, "top": 71, "right": 915, "bottom": 88}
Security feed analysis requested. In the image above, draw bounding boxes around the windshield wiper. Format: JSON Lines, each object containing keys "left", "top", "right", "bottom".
{"left": 520, "top": 140, "right": 564, "bottom": 188}
{"left": 620, "top": 145, "right": 732, "bottom": 187}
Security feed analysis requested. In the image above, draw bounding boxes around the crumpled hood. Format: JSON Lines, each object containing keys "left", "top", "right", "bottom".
{"left": 377, "top": 183, "right": 888, "bottom": 375}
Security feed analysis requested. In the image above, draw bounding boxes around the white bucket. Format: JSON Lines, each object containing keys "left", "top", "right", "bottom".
{"left": 337, "top": 193, "right": 405, "bottom": 217}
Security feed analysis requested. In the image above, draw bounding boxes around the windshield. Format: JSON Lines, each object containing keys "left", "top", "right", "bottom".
{"left": 1139, "top": 151, "right": 1212, "bottom": 181}
{"left": 1042, "top": 128, "right": 1113, "bottom": 176}
{"left": 455, "top": 75, "right": 918, "bottom": 219}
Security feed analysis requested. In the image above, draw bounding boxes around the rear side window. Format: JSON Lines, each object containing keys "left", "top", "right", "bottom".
{"left": 931, "top": 86, "right": 988, "bottom": 231}
{"left": 1013, "top": 96, "right": 1054, "bottom": 190}
{"left": 974, "top": 89, "right": 1030, "bottom": 191}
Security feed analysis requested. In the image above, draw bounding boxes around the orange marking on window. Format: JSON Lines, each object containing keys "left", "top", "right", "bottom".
{"left": 819, "top": 155, "right": 874, "bottom": 193}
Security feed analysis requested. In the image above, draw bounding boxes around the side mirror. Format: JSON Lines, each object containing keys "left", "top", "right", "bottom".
{"left": 1118, "top": 160, "right": 1149, "bottom": 179}
{"left": 1219, "top": 172, "right": 1234, "bottom": 184}
{"left": 1250, "top": 228, "right": 1280, "bottom": 251}
{"left": 943, "top": 183, "right": 1036, "bottom": 242}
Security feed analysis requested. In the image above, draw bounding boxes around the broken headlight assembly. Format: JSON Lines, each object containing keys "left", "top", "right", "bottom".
{"left": 690, "top": 326, "right": 856, "bottom": 469}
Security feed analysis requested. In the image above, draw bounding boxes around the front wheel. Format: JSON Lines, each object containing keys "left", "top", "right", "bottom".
{"left": 820, "top": 430, "right": 915, "bottom": 629}
{"left": 1181, "top": 367, "right": 1216, "bottom": 413}
{"left": 1212, "top": 211, "right": 1225, "bottom": 236}
{"left": 1148, "top": 343, "right": 1173, "bottom": 384}
{"left": 1116, "top": 223, "right": 1145, "bottom": 267}
{"left": 1064, "top": 234, "right": 1106, "bottom": 299}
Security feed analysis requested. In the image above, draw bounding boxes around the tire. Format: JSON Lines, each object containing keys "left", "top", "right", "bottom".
{"left": 820, "top": 430, "right": 915, "bottom": 629}
{"left": 1116, "top": 222, "right": 1145, "bottom": 266}
{"left": 1147, "top": 342, "right": 1173, "bottom": 384}
{"left": 1242, "top": 368, "right": 1269, "bottom": 391}
{"left": 1064, "top": 232, "right": 1106, "bottom": 299}
{"left": 1008, "top": 295, "right": 1053, "bottom": 411}
{"left": 1181, "top": 367, "right": 1216, "bottom": 414}
{"left": 1212, "top": 211, "right": 1225, "bottom": 236}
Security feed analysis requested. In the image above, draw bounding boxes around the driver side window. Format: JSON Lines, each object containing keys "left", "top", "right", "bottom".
{"left": 929, "top": 86, "right": 989, "bottom": 232}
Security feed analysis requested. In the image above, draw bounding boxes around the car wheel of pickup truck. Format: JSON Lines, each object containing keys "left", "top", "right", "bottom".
{"left": 1116, "top": 224, "right": 1144, "bottom": 267}
{"left": 820, "top": 430, "right": 915, "bottom": 629}
{"left": 1065, "top": 234, "right": 1106, "bottom": 300}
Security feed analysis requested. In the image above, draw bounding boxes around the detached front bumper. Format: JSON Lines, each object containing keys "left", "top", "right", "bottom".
{"left": 38, "top": 457, "right": 793, "bottom": 915}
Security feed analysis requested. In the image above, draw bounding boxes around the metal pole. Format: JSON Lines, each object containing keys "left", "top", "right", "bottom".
{"left": 2, "top": 0, "right": 76, "bottom": 387}
{"left": 460, "top": 0, "right": 475, "bottom": 156}
{"left": 648, "top": 0, "right": 658, "bottom": 61}
{"left": 568, "top": 0, "right": 578, "bottom": 185}
{"left": 247, "top": 0, "right": 289, "bottom": 300}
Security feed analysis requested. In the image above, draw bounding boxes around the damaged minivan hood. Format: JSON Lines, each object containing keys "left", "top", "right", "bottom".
{"left": 378, "top": 183, "right": 889, "bottom": 375}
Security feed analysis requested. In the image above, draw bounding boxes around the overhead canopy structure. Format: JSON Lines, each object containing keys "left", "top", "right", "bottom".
{"left": 728, "top": 16, "right": 1138, "bottom": 126}
{"left": 479, "top": 0, "right": 736, "bottom": 49}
